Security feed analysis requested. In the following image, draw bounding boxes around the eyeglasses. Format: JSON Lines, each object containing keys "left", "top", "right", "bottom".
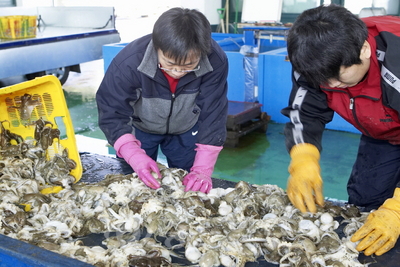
{"left": 158, "top": 63, "right": 200, "bottom": 73}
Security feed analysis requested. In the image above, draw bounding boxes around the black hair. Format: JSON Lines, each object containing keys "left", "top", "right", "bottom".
{"left": 287, "top": 4, "right": 368, "bottom": 87}
{"left": 152, "top": 7, "right": 211, "bottom": 64}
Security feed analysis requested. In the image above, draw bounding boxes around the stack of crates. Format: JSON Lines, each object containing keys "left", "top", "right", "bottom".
{"left": 0, "top": 15, "right": 37, "bottom": 39}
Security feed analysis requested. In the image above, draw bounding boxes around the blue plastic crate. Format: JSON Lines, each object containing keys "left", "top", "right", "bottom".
{"left": 102, "top": 42, "right": 129, "bottom": 72}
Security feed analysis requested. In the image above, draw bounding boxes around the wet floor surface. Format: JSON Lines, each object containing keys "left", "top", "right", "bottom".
{"left": 0, "top": 58, "right": 361, "bottom": 202}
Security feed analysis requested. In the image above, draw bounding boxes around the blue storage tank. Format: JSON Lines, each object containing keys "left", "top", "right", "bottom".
{"left": 261, "top": 46, "right": 360, "bottom": 133}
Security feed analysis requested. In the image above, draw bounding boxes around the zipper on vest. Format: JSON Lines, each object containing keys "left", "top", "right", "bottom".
{"left": 322, "top": 88, "right": 372, "bottom": 137}
{"left": 165, "top": 93, "right": 175, "bottom": 134}
{"left": 349, "top": 98, "right": 354, "bottom": 109}
{"left": 350, "top": 96, "right": 371, "bottom": 137}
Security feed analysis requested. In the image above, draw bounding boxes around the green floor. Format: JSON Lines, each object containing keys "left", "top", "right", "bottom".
{"left": 214, "top": 123, "right": 361, "bottom": 202}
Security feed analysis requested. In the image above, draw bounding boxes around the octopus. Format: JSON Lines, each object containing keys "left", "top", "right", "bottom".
{"left": 10, "top": 93, "right": 42, "bottom": 121}
{"left": 33, "top": 118, "right": 61, "bottom": 150}
{"left": 128, "top": 250, "right": 172, "bottom": 267}
{"left": 0, "top": 120, "right": 24, "bottom": 150}
{"left": 1, "top": 210, "right": 27, "bottom": 234}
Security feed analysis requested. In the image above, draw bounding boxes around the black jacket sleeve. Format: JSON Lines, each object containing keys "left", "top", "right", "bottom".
{"left": 281, "top": 71, "right": 335, "bottom": 153}
{"left": 196, "top": 44, "right": 229, "bottom": 146}
{"left": 96, "top": 49, "right": 142, "bottom": 146}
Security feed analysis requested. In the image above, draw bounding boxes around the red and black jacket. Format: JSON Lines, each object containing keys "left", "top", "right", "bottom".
{"left": 282, "top": 15, "right": 400, "bottom": 152}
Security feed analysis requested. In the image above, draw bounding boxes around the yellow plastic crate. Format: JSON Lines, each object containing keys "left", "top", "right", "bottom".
{"left": 0, "top": 15, "right": 37, "bottom": 39}
{"left": 0, "top": 75, "right": 82, "bottom": 182}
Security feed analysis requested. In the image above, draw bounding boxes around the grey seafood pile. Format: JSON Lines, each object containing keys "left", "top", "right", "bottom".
{"left": 0, "top": 162, "right": 372, "bottom": 267}
{"left": 0, "top": 119, "right": 372, "bottom": 267}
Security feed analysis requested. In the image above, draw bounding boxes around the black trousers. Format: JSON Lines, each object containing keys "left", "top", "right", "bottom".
{"left": 134, "top": 123, "right": 199, "bottom": 172}
{"left": 347, "top": 134, "right": 400, "bottom": 211}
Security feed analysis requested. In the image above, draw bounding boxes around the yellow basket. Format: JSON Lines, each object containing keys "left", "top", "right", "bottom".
{"left": 0, "top": 75, "right": 82, "bottom": 183}
{"left": 0, "top": 15, "right": 37, "bottom": 39}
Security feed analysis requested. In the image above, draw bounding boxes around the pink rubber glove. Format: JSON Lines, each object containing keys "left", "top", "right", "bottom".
{"left": 114, "top": 134, "right": 161, "bottom": 189}
{"left": 183, "top": 144, "right": 223, "bottom": 193}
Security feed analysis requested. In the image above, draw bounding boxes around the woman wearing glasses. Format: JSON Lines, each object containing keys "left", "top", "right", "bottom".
{"left": 96, "top": 7, "right": 228, "bottom": 193}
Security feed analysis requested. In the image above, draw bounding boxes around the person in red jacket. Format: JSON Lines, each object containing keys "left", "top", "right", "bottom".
{"left": 281, "top": 4, "right": 400, "bottom": 256}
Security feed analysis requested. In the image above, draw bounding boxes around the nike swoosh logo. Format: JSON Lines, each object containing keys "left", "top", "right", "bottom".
{"left": 192, "top": 131, "right": 198, "bottom": 136}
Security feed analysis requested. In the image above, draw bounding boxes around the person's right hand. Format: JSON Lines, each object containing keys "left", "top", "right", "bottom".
{"left": 287, "top": 143, "right": 324, "bottom": 213}
{"left": 127, "top": 152, "right": 161, "bottom": 189}
{"left": 114, "top": 134, "right": 161, "bottom": 189}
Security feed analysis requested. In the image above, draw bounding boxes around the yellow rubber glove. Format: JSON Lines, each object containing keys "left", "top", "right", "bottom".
{"left": 40, "top": 186, "right": 63, "bottom": 194}
{"left": 287, "top": 143, "right": 324, "bottom": 213}
{"left": 351, "top": 188, "right": 400, "bottom": 256}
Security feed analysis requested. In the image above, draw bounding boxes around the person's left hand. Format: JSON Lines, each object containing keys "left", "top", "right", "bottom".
{"left": 183, "top": 171, "right": 212, "bottom": 193}
{"left": 351, "top": 188, "right": 400, "bottom": 256}
{"left": 182, "top": 144, "right": 222, "bottom": 194}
